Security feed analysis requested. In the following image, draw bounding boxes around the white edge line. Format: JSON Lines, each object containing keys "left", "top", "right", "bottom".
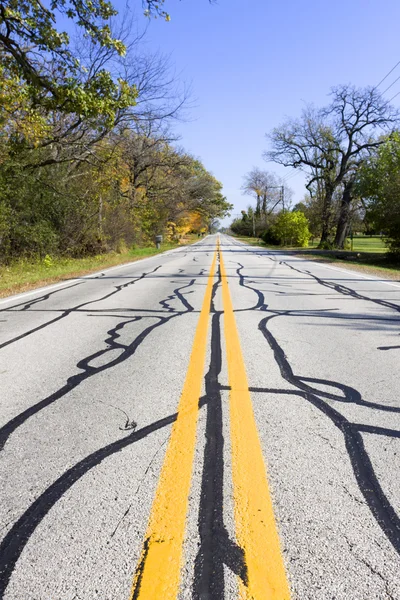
{"left": 0, "top": 245, "right": 191, "bottom": 307}
{"left": 303, "top": 261, "right": 400, "bottom": 289}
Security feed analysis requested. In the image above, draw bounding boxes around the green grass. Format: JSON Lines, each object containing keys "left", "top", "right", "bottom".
{"left": 308, "top": 236, "right": 387, "bottom": 253}
{"left": 0, "top": 241, "right": 187, "bottom": 298}
{"left": 233, "top": 233, "right": 388, "bottom": 254}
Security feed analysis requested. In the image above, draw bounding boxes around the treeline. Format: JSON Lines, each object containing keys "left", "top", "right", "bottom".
{"left": 232, "top": 85, "right": 400, "bottom": 257}
{"left": 0, "top": 1, "right": 231, "bottom": 263}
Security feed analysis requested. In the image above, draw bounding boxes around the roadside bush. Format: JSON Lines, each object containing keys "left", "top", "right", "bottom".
{"left": 261, "top": 227, "right": 280, "bottom": 245}
{"left": 344, "top": 238, "right": 351, "bottom": 250}
{"left": 230, "top": 218, "right": 254, "bottom": 237}
{"left": 271, "top": 211, "right": 311, "bottom": 247}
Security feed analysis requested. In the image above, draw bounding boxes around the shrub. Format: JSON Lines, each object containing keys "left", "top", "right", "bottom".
{"left": 344, "top": 238, "right": 351, "bottom": 250}
{"left": 273, "top": 211, "right": 311, "bottom": 247}
{"left": 261, "top": 227, "right": 280, "bottom": 245}
{"left": 318, "top": 240, "right": 334, "bottom": 250}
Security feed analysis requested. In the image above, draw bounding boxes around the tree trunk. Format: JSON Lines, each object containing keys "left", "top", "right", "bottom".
{"left": 262, "top": 193, "right": 267, "bottom": 214}
{"left": 319, "top": 184, "right": 334, "bottom": 244}
{"left": 334, "top": 181, "right": 353, "bottom": 248}
{"left": 98, "top": 194, "right": 103, "bottom": 242}
{"left": 256, "top": 194, "right": 261, "bottom": 216}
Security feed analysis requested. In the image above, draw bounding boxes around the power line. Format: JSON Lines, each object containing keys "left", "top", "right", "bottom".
{"left": 282, "top": 168, "right": 297, "bottom": 181}
{"left": 381, "top": 74, "right": 400, "bottom": 95}
{"left": 282, "top": 170, "right": 301, "bottom": 183}
{"left": 282, "top": 167, "right": 296, "bottom": 176}
{"left": 375, "top": 60, "right": 400, "bottom": 89}
{"left": 389, "top": 90, "right": 400, "bottom": 102}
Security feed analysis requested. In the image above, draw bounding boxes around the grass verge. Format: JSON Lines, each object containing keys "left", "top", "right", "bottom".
{"left": 308, "top": 235, "right": 387, "bottom": 253}
{"left": 0, "top": 240, "right": 191, "bottom": 299}
{"left": 230, "top": 235, "right": 265, "bottom": 247}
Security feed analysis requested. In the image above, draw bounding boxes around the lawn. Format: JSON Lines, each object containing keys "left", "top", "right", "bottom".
{"left": 232, "top": 234, "right": 388, "bottom": 253}
{"left": 308, "top": 235, "right": 387, "bottom": 253}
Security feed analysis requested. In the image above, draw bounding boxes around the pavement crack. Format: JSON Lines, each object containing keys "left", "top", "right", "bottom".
{"left": 0, "top": 270, "right": 201, "bottom": 452}
{"left": 134, "top": 436, "right": 169, "bottom": 498}
{"left": 257, "top": 314, "right": 400, "bottom": 556}
{"left": 343, "top": 535, "right": 395, "bottom": 599}
{"left": 0, "top": 266, "right": 163, "bottom": 351}
{"left": 110, "top": 504, "right": 133, "bottom": 539}
{"left": 280, "top": 259, "right": 400, "bottom": 314}
{"left": 0, "top": 411, "right": 179, "bottom": 596}
{"left": 314, "top": 431, "right": 341, "bottom": 454}
{"left": 235, "top": 262, "right": 268, "bottom": 312}
{"left": 1, "top": 282, "right": 84, "bottom": 313}
{"left": 110, "top": 436, "right": 169, "bottom": 539}
{"left": 194, "top": 254, "right": 248, "bottom": 599}
{"left": 0, "top": 270, "right": 199, "bottom": 595}
{"left": 341, "top": 484, "right": 365, "bottom": 506}
{"left": 0, "top": 313, "right": 176, "bottom": 451}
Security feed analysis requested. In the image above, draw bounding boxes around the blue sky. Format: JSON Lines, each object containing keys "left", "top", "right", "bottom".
{"left": 124, "top": 0, "right": 400, "bottom": 224}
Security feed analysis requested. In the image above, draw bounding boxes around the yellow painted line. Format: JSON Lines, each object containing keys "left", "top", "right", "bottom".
{"left": 219, "top": 241, "right": 291, "bottom": 600}
{"left": 130, "top": 248, "right": 218, "bottom": 600}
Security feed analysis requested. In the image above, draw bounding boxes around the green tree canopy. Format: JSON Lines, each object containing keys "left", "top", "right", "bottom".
{"left": 0, "top": 1, "right": 141, "bottom": 121}
{"left": 357, "top": 132, "right": 400, "bottom": 257}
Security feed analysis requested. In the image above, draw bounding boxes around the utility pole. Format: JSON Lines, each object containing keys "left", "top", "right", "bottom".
{"left": 263, "top": 185, "right": 285, "bottom": 215}
{"left": 252, "top": 212, "right": 256, "bottom": 237}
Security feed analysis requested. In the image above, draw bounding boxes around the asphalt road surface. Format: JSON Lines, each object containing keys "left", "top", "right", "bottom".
{"left": 1, "top": 234, "right": 400, "bottom": 600}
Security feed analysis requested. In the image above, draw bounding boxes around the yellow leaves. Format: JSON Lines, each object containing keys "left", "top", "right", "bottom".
{"left": 165, "top": 211, "right": 205, "bottom": 241}
{"left": 186, "top": 211, "right": 203, "bottom": 230}
{"left": 120, "top": 176, "right": 130, "bottom": 194}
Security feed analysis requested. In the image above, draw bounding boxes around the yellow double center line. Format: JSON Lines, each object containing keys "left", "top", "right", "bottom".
{"left": 130, "top": 239, "right": 290, "bottom": 599}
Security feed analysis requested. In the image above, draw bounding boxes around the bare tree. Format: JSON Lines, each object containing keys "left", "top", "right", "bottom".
{"left": 242, "top": 168, "right": 265, "bottom": 214}
{"left": 325, "top": 85, "right": 398, "bottom": 247}
{"left": 241, "top": 168, "right": 288, "bottom": 219}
